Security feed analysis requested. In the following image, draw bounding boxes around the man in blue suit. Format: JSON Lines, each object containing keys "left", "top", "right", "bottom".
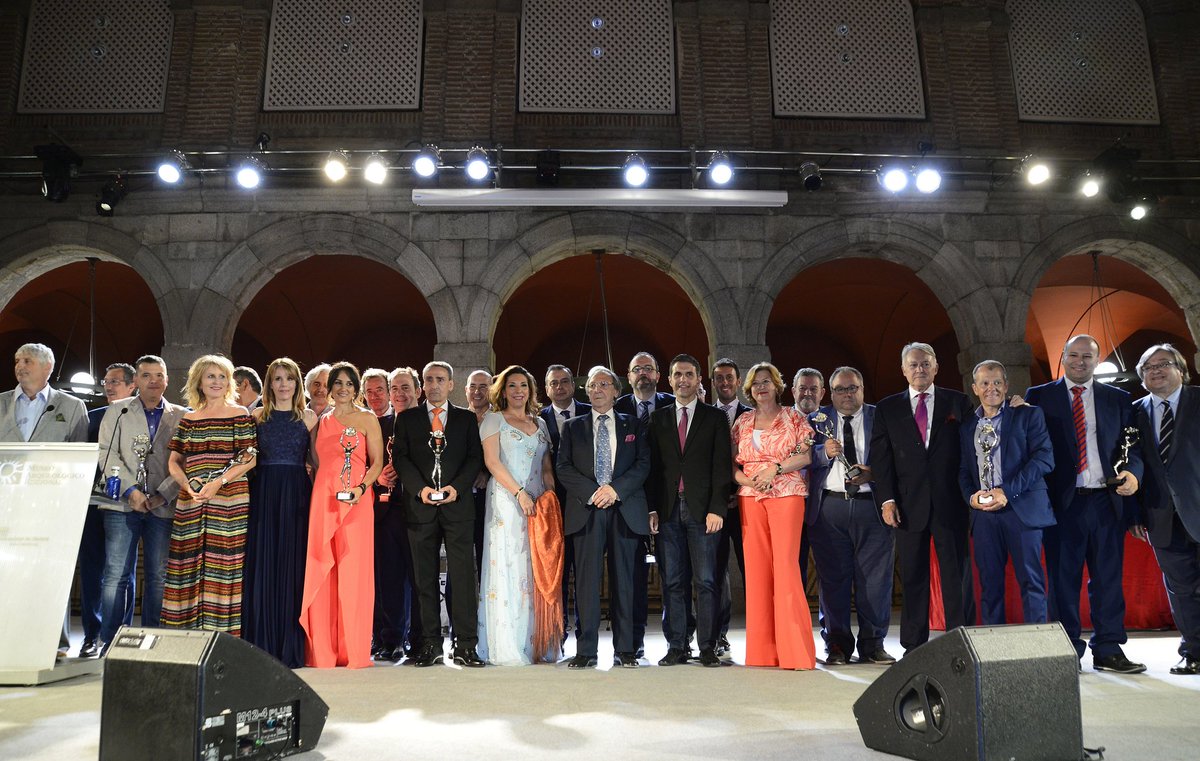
{"left": 557, "top": 365, "right": 651, "bottom": 670}
{"left": 808, "top": 367, "right": 896, "bottom": 666}
{"left": 960, "top": 360, "right": 1055, "bottom": 625}
{"left": 539, "top": 364, "right": 591, "bottom": 642}
{"left": 1132, "top": 343, "right": 1200, "bottom": 675}
{"left": 1026, "top": 334, "right": 1144, "bottom": 673}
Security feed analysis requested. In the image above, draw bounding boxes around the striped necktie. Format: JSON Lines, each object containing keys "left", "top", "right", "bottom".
{"left": 1159, "top": 400, "right": 1174, "bottom": 464}
{"left": 1071, "top": 386, "right": 1087, "bottom": 474}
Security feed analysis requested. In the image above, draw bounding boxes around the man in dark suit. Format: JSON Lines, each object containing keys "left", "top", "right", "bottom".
{"left": 711, "top": 358, "right": 752, "bottom": 656}
{"left": 362, "top": 367, "right": 406, "bottom": 662}
{"left": 557, "top": 365, "right": 651, "bottom": 670}
{"left": 808, "top": 366, "right": 896, "bottom": 666}
{"left": 870, "top": 341, "right": 975, "bottom": 654}
{"left": 647, "top": 354, "right": 732, "bottom": 667}
{"left": 614, "top": 351, "right": 674, "bottom": 659}
{"left": 1132, "top": 343, "right": 1200, "bottom": 675}
{"left": 1026, "top": 334, "right": 1144, "bottom": 673}
{"left": 540, "top": 364, "right": 591, "bottom": 641}
{"left": 959, "top": 360, "right": 1054, "bottom": 626}
{"left": 393, "top": 361, "right": 485, "bottom": 668}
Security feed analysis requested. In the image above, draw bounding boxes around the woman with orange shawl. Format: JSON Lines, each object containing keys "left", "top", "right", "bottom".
{"left": 477, "top": 365, "right": 560, "bottom": 665}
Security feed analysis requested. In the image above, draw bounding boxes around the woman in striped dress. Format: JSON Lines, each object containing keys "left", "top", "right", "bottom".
{"left": 165, "top": 354, "right": 257, "bottom": 634}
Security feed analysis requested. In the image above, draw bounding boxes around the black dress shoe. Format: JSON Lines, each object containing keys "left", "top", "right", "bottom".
{"left": 452, "top": 646, "right": 486, "bottom": 668}
{"left": 568, "top": 654, "right": 597, "bottom": 669}
{"left": 634, "top": 647, "right": 645, "bottom": 659}
{"left": 862, "top": 648, "right": 897, "bottom": 665}
{"left": 657, "top": 648, "right": 689, "bottom": 666}
{"left": 1170, "top": 657, "right": 1200, "bottom": 675}
{"left": 698, "top": 649, "right": 722, "bottom": 667}
{"left": 413, "top": 644, "right": 444, "bottom": 667}
{"left": 714, "top": 636, "right": 731, "bottom": 656}
{"left": 615, "top": 652, "right": 640, "bottom": 669}
{"left": 824, "top": 648, "right": 849, "bottom": 666}
{"left": 79, "top": 640, "right": 101, "bottom": 659}
{"left": 1092, "top": 653, "right": 1146, "bottom": 674}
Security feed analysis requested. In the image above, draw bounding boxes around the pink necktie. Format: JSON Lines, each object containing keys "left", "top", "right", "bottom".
{"left": 915, "top": 392, "right": 929, "bottom": 445}
{"left": 677, "top": 407, "right": 688, "bottom": 493}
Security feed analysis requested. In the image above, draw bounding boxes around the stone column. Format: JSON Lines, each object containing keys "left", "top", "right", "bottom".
{"left": 956, "top": 342, "right": 1034, "bottom": 399}
{"left": 434, "top": 341, "right": 494, "bottom": 407}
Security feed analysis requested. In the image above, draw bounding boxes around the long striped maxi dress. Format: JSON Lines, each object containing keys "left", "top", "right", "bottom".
{"left": 163, "top": 414, "right": 258, "bottom": 634}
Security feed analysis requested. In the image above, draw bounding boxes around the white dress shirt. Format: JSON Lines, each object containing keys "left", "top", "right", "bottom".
{"left": 1064, "top": 379, "right": 1105, "bottom": 489}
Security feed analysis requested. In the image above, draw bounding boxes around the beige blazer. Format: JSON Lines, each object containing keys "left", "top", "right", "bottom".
{"left": 98, "top": 395, "right": 188, "bottom": 518}
{"left": 0, "top": 386, "right": 88, "bottom": 443}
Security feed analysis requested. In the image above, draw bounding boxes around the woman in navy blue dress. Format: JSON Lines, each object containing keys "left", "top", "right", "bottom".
{"left": 244, "top": 358, "right": 317, "bottom": 667}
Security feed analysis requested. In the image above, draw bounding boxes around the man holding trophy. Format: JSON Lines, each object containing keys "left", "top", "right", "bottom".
{"left": 959, "top": 360, "right": 1055, "bottom": 625}
{"left": 96, "top": 355, "right": 186, "bottom": 653}
{"left": 393, "top": 361, "right": 485, "bottom": 667}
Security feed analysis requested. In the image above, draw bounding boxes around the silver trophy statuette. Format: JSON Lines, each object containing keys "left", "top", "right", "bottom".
{"left": 336, "top": 428, "right": 360, "bottom": 502}
{"left": 188, "top": 447, "right": 258, "bottom": 493}
{"left": 976, "top": 420, "right": 999, "bottom": 505}
{"left": 1106, "top": 426, "right": 1140, "bottom": 487}
{"left": 811, "top": 412, "right": 864, "bottom": 481}
{"left": 131, "top": 433, "right": 151, "bottom": 492}
{"left": 428, "top": 429, "right": 447, "bottom": 502}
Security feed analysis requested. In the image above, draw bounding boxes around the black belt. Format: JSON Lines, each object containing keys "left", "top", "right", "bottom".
{"left": 1075, "top": 487, "right": 1108, "bottom": 495}
{"left": 823, "top": 489, "right": 873, "bottom": 501}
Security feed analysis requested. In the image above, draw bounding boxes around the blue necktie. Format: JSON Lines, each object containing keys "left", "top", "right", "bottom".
{"left": 638, "top": 400, "right": 651, "bottom": 422}
{"left": 595, "top": 414, "right": 612, "bottom": 486}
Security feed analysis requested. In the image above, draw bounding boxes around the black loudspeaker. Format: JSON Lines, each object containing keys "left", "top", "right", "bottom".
{"left": 853, "top": 624, "right": 1082, "bottom": 761}
{"left": 100, "top": 627, "right": 329, "bottom": 761}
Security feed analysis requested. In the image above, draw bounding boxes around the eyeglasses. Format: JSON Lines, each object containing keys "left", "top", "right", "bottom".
{"left": 587, "top": 381, "right": 614, "bottom": 390}
{"left": 832, "top": 385, "right": 861, "bottom": 394}
{"left": 101, "top": 379, "right": 128, "bottom": 386}
{"left": 629, "top": 364, "right": 657, "bottom": 374}
{"left": 905, "top": 362, "right": 933, "bottom": 371}
{"left": 1143, "top": 360, "right": 1178, "bottom": 372}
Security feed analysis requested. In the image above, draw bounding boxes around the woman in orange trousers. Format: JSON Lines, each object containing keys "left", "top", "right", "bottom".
{"left": 731, "top": 362, "right": 816, "bottom": 670}
{"left": 300, "top": 362, "right": 383, "bottom": 668}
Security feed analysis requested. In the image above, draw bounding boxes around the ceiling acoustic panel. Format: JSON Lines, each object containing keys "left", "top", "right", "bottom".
{"left": 519, "top": 0, "right": 675, "bottom": 114}
{"left": 770, "top": 0, "right": 925, "bottom": 119}
{"left": 18, "top": 0, "right": 173, "bottom": 113}
{"left": 1007, "top": 0, "right": 1158, "bottom": 125}
{"left": 264, "top": 0, "right": 423, "bottom": 111}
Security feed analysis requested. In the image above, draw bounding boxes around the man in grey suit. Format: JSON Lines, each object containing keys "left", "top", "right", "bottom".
{"left": 96, "top": 355, "right": 186, "bottom": 652}
{"left": 1, "top": 342, "right": 89, "bottom": 657}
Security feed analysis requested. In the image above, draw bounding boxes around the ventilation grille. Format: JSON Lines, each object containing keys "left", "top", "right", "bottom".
{"left": 18, "top": 0, "right": 173, "bottom": 113}
{"left": 264, "top": 0, "right": 423, "bottom": 111}
{"left": 519, "top": 0, "right": 675, "bottom": 114}
{"left": 1007, "top": 0, "right": 1158, "bottom": 124}
{"left": 770, "top": 0, "right": 925, "bottom": 119}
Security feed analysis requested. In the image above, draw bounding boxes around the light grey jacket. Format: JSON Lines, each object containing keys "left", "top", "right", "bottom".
{"left": 0, "top": 386, "right": 88, "bottom": 443}
{"left": 98, "top": 395, "right": 188, "bottom": 517}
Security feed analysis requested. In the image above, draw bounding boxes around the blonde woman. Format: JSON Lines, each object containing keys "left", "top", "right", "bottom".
{"left": 244, "top": 358, "right": 318, "bottom": 667}
{"left": 165, "top": 354, "right": 257, "bottom": 634}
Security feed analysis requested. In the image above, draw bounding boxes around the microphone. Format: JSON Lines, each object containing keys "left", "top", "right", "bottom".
{"left": 97, "top": 406, "right": 129, "bottom": 486}
{"left": 30, "top": 403, "right": 56, "bottom": 438}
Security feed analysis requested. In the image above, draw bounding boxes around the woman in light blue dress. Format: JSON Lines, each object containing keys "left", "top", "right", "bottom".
{"left": 477, "top": 365, "right": 556, "bottom": 665}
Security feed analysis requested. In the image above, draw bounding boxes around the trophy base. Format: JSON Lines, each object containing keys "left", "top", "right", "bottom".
{"left": 1104, "top": 476, "right": 1127, "bottom": 487}
{"left": 187, "top": 478, "right": 205, "bottom": 493}
{"left": 429, "top": 490, "right": 447, "bottom": 503}
{"left": 378, "top": 491, "right": 390, "bottom": 503}
{"left": 978, "top": 495, "right": 995, "bottom": 506}
{"left": 846, "top": 465, "right": 864, "bottom": 481}
{"left": 336, "top": 490, "right": 355, "bottom": 502}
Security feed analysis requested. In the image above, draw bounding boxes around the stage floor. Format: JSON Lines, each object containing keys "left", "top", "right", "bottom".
{"left": 1, "top": 622, "right": 1195, "bottom": 760}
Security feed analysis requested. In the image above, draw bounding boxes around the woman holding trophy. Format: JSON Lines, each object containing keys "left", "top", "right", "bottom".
{"left": 165, "top": 354, "right": 258, "bottom": 634}
{"left": 300, "top": 361, "right": 383, "bottom": 668}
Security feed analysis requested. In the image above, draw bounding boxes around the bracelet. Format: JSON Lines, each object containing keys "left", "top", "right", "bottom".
{"left": 774, "top": 463, "right": 784, "bottom": 477}
{"left": 515, "top": 487, "right": 525, "bottom": 498}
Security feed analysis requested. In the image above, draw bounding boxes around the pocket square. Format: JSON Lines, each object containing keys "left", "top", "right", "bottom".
{"left": 54, "top": 413, "right": 66, "bottom": 423}
{"left": 624, "top": 434, "right": 635, "bottom": 443}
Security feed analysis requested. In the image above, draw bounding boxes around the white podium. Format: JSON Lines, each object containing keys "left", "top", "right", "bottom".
{"left": 0, "top": 442, "right": 103, "bottom": 684}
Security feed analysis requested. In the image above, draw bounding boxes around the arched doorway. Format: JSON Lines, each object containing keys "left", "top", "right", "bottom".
{"left": 493, "top": 252, "right": 711, "bottom": 385}
{"left": 0, "top": 259, "right": 164, "bottom": 386}
{"left": 232, "top": 254, "right": 437, "bottom": 375}
{"left": 766, "top": 257, "right": 960, "bottom": 402}
{"left": 1026, "top": 253, "right": 1195, "bottom": 390}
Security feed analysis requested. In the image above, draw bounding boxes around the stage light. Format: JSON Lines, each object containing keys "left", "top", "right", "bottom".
{"left": 69, "top": 371, "right": 96, "bottom": 396}
{"left": 1130, "top": 198, "right": 1153, "bottom": 220}
{"left": 35, "top": 143, "right": 82, "bottom": 202}
{"left": 465, "top": 147, "right": 490, "bottom": 181}
{"left": 1079, "top": 172, "right": 1101, "bottom": 198}
{"left": 1025, "top": 161, "right": 1051, "bottom": 186}
{"left": 412, "top": 145, "right": 441, "bottom": 178}
{"left": 536, "top": 150, "right": 561, "bottom": 186}
{"left": 623, "top": 154, "right": 648, "bottom": 187}
{"left": 363, "top": 153, "right": 389, "bottom": 185}
{"left": 915, "top": 167, "right": 942, "bottom": 193}
{"left": 707, "top": 152, "right": 733, "bottom": 186}
{"left": 323, "top": 150, "right": 350, "bottom": 182}
{"left": 95, "top": 175, "right": 126, "bottom": 216}
{"left": 799, "top": 161, "right": 822, "bottom": 191}
{"left": 879, "top": 166, "right": 908, "bottom": 193}
{"left": 157, "top": 150, "right": 190, "bottom": 184}
{"left": 235, "top": 156, "right": 264, "bottom": 189}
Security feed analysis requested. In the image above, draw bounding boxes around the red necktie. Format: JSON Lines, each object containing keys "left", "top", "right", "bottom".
{"left": 1071, "top": 386, "right": 1087, "bottom": 474}
{"left": 914, "top": 392, "right": 929, "bottom": 445}
{"left": 677, "top": 406, "right": 688, "bottom": 493}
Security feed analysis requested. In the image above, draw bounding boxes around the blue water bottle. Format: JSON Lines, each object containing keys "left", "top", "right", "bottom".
{"left": 105, "top": 466, "right": 121, "bottom": 500}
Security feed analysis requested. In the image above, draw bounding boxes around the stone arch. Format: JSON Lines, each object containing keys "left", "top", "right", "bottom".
{"left": 197, "top": 213, "right": 451, "bottom": 350}
{"left": 472, "top": 211, "right": 740, "bottom": 360}
{"left": 751, "top": 217, "right": 1000, "bottom": 369}
{"left": 1012, "top": 216, "right": 1200, "bottom": 354}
